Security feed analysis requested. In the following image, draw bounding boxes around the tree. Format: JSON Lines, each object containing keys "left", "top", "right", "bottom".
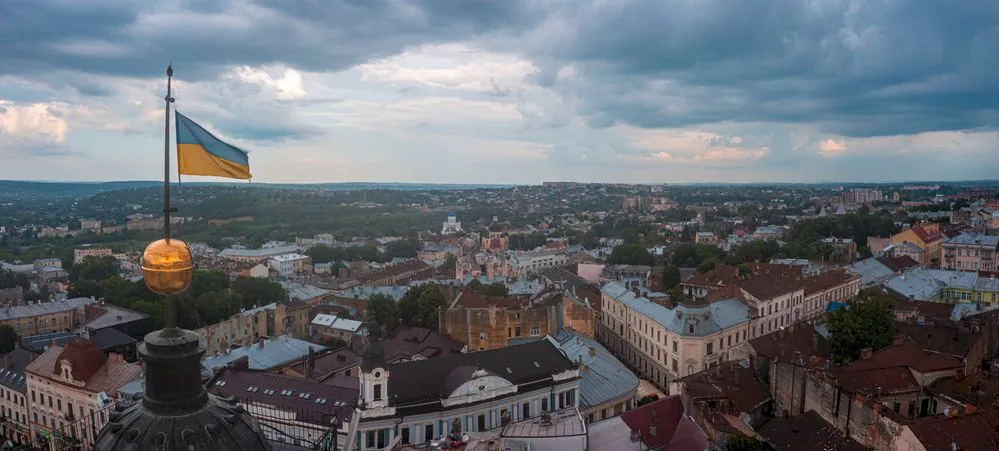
{"left": 467, "top": 279, "right": 509, "bottom": 296}
{"left": 365, "top": 293, "right": 399, "bottom": 338}
{"left": 383, "top": 240, "right": 420, "bottom": 259}
{"left": 397, "top": 284, "right": 448, "bottom": 330}
{"left": 608, "top": 244, "right": 654, "bottom": 266}
{"left": 726, "top": 435, "right": 770, "bottom": 451}
{"left": 0, "top": 269, "right": 30, "bottom": 292}
{"left": 829, "top": 289, "right": 896, "bottom": 363}
{"left": 0, "top": 325, "right": 17, "bottom": 353}
{"left": 662, "top": 265, "right": 681, "bottom": 290}
{"left": 440, "top": 254, "right": 457, "bottom": 272}
{"left": 667, "top": 286, "right": 684, "bottom": 303}
{"left": 231, "top": 277, "right": 288, "bottom": 309}
{"left": 70, "top": 256, "right": 120, "bottom": 283}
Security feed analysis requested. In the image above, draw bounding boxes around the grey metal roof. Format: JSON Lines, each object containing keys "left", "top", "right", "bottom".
{"left": 976, "top": 276, "right": 999, "bottom": 293}
{"left": 218, "top": 244, "right": 301, "bottom": 258}
{"left": 83, "top": 303, "right": 149, "bottom": 330}
{"left": 0, "top": 297, "right": 93, "bottom": 321}
{"left": 201, "top": 335, "right": 327, "bottom": 377}
{"left": 885, "top": 269, "right": 978, "bottom": 300}
{"left": 945, "top": 232, "right": 999, "bottom": 247}
{"left": 845, "top": 258, "right": 895, "bottom": 286}
{"left": 279, "top": 282, "right": 331, "bottom": 301}
{"left": 549, "top": 332, "right": 638, "bottom": 409}
{"left": 602, "top": 282, "right": 750, "bottom": 336}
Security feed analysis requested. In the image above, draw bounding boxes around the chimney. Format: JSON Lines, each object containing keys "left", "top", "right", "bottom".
{"left": 3, "top": 354, "right": 12, "bottom": 370}
{"left": 860, "top": 348, "right": 873, "bottom": 360}
{"left": 893, "top": 335, "right": 904, "bottom": 346}
{"left": 258, "top": 339, "right": 265, "bottom": 349}
{"left": 588, "top": 347, "right": 596, "bottom": 357}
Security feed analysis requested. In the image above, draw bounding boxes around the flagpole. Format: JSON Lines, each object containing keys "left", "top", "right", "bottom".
{"left": 163, "top": 64, "right": 177, "bottom": 332}
{"left": 164, "top": 64, "right": 174, "bottom": 242}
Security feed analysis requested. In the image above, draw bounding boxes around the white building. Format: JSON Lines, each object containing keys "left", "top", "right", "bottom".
{"left": 349, "top": 339, "right": 580, "bottom": 450}
{"left": 441, "top": 212, "right": 462, "bottom": 235}
{"left": 73, "top": 247, "right": 112, "bottom": 265}
{"left": 269, "top": 253, "right": 311, "bottom": 277}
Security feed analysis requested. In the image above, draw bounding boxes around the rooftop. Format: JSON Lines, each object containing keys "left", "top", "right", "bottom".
{"left": 500, "top": 408, "right": 587, "bottom": 439}
{"left": 384, "top": 339, "right": 575, "bottom": 409}
{"left": 549, "top": 332, "right": 639, "bottom": 409}
{"left": 209, "top": 367, "right": 356, "bottom": 425}
{"left": 758, "top": 410, "right": 866, "bottom": 451}
{"left": 945, "top": 232, "right": 999, "bottom": 247}
{"left": 219, "top": 244, "right": 301, "bottom": 258}
{"left": 749, "top": 322, "right": 830, "bottom": 367}
{"left": 25, "top": 340, "right": 141, "bottom": 394}
{"left": 602, "top": 282, "right": 750, "bottom": 337}
{"left": 678, "top": 360, "right": 769, "bottom": 414}
{"left": 907, "top": 407, "right": 999, "bottom": 451}
{"left": 82, "top": 303, "right": 149, "bottom": 330}
{"left": 289, "top": 347, "right": 360, "bottom": 381}
{"left": 202, "top": 335, "right": 327, "bottom": 377}
{"left": 0, "top": 297, "right": 94, "bottom": 321}
{"left": 383, "top": 326, "right": 465, "bottom": 362}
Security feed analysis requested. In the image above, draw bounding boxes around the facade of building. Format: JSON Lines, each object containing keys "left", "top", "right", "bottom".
{"left": 508, "top": 250, "right": 570, "bottom": 275}
{"left": 441, "top": 290, "right": 597, "bottom": 352}
{"left": 0, "top": 349, "right": 33, "bottom": 445}
{"left": 0, "top": 298, "right": 94, "bottom": 337}
{"left": 694, "top": 231, "right": 718, "bottom": 245}
{"left": 942, "top": 232, "right": 998, "bottom": 272}
{"left": 196, "top": 302, "right": 311, "bottom": 356}
{"left": 349, "top": 339, "right": 580, "bottom": 450}
{"left": 25, "top": 340, "right": 141, "bottom": 450}
{"left": 599, "top": 283, "right": 752, "bottom": 391}
{"left": 310, "top": 313, "right": 363, "bottom": 344}
{"left": 268, "top": 253, "right": 312, "bottom": 277}
{"left": 217, "top": 244, "right": 302, "bottom": 263}
{"left": 890, "top": 223, "right": 944, "bottom": 265}
{"left": 73, "top": 248, "right": 112, "bottom": 265}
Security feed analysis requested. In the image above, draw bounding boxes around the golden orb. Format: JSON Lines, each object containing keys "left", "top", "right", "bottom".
{"left": 141, "top": 238, "right": 194, "bottom": 295}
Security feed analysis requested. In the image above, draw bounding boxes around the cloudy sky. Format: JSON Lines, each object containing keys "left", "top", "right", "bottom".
{"left": 1, "top": 0, "right": 997, "bottom": 184}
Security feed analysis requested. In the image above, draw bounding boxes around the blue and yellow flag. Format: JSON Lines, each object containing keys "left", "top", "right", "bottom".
{"left": 175, "top": 111, "right": 252, "bottom": 179}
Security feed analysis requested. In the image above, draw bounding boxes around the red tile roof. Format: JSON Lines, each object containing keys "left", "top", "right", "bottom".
{"left": 25, "top": 340, "right": 141, "bottom": 395}
{"left": 908, "top": 407, "right": 999, "bottom": 451}
{"left": 834, "top": 366, "right": 921, "bottom": 394}
{"left": 749, "top": 323, "right": 830, "bottom": 367}
{"left": 452, "top": 290, "right": 527, "bottom": 309}
{"left": 619, "top": 396, "right": 708, "bottom": 450}
{"left": 842, "top": 338, "right": 963, "bottom": 374}
{"left": 679, "top": 361, "right": 770, "bottom": 414}
{"left": 876, "top": 255, "right": 920, "bottom": 273}
{"left": 802, "top": 268, "right": 858, "bottom": 296}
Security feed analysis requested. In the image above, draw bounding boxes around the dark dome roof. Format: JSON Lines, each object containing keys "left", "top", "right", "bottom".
{"left": 93, "top": 327, "right": 272, "bottom": 451}
{"left": 360, "top": 337, "right": 386, "bottom": 372}
{"left": 93, "top": 394, "right": 272, "bottom": 450}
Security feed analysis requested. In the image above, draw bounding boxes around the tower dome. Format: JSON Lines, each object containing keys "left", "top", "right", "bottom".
{"left": 93, "top": 328, "right": 272, "bottom": 450}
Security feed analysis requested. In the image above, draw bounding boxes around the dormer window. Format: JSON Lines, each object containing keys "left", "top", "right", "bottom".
{"left": 59, "top": 360, "right": 73, "bottom": 381}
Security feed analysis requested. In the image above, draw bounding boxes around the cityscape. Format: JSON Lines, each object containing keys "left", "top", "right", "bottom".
{"left": 2, "top": 1, "right": 999, "bottom": 451}
{"left": 1, "top": 181, "right": 999, "bottom": 450}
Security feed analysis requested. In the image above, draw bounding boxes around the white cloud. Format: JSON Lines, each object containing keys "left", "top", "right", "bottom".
{"left": 233, "top": 67, "right": 307, "bottom": 100}
{"left": 0, "top": 101, "right": 71, "bottom": 149}
{"left": 356, "top": 44, "right": 536, "bottom": 93}
{"left": 618, "top": 126, "right": 770, "bottom": 163}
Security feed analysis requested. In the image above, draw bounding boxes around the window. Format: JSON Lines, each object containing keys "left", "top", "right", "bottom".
{"left": 522, "top": 402, "right": 530, "bottom": 419}
{"left": 672, "top": 341, "right": 677, "bottom": 352}
{"left": 706, "top": 343, "right": 714, "bottom": 355}
{"left": 374, "top": 384, "right": 383, "bottom": 401}
{"left": 541, "top": 397, "right": 548, "bottom": 412}
{"left": 531, "top": 327, "right": 540, "bottom": 336}
{"left": 514, "top": 327, "right": 522, "bottom": 337}
{"left": 672, "top": 359, "right": 678, "bottom": 372}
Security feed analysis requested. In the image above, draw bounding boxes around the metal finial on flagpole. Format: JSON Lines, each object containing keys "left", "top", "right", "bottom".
{"left": 164, "top": 63, "right": 174, "bottom": 242}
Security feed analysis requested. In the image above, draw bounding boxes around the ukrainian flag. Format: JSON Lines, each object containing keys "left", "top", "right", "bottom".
{"left": 175, "top": 111, "right": 252, "bottom": 179}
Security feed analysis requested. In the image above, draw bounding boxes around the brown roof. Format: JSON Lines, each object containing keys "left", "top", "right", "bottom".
{"left": 929, "top": 373, "right": 999, "bottom": 408}
{"left": 876, "top": 255, "right": 920, "bottom": 273}
{"left": 835, "top": 365, "right": 921, "bottom": 394}
{"left": 56, "top": 339, "right": 107, "bottom": 382}
{"left": 802, "top": 268, "right": 859, "bottom": 296}
{"left": 842, "top": 338, "right": 963, "bottom": 374}
{"left": 911, "top": 224, "right": 944, "bottom": 245}
{"left": 26, "top": 341, "right": 141, "bottom": 395}
{"left": 737, "top": 273, "right": 804, "bottom": 300}
{"left": 679, "top": 361, "right": 770, "bottom": 414}
{"left": 749, "top": 323, "right": 830, "bottom": 366}
{"left": 358, "top": 260, "right": 432, "bottom": 284}
{"left": 908, "top": 407, "right": 999, "bottom": 451}
{"left": 758, "top": 410, "right": 867, "bottom": 451}
{"left": 383, "top": 326, "right": 465, "bottom": 361}
{"left": 209, "top": 367, "right": 356, "bottom": 425}
{"left": 289, "top": 347, "right": 360, "bottom": 381}
{"left": 897, "top": 322, "right": 978, "bottom": 358}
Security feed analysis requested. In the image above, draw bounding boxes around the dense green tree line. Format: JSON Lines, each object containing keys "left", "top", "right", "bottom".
{"left": 364, "top": 284, "right": 450, "bottom": 338}
{"left": 68, "top": 257, "right": 288, "bottom": 330}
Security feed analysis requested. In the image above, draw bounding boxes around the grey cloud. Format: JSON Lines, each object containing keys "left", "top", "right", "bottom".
{"left": 509, "top": 0, "right": 999, "bottom": 137}
{"left": 0, "top": 0, "right": 541, "bottom": 81}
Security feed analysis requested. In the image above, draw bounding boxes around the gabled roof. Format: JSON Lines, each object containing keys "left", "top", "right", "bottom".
{"left": 209, "top": 367, "right": 356, "bottom": 425}
{"left": 907, "top": 407, "right": 999, "bottom": 451}
{"left": 841, "top": 338, "right": 963, "bottom": 375}
{"left": 550, "top": 332, "right": 638, "bottom": 409}
{"left": 384, "top": 339, "right": 575, "bottom": 407}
